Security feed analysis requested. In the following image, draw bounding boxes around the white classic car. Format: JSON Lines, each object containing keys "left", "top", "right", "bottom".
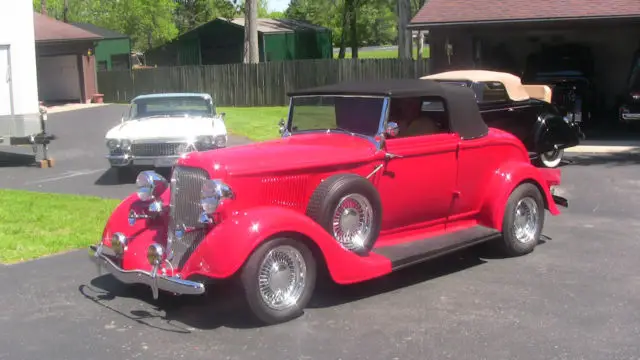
{"left": 105, "top": 93, "right": 227, "bottom": 179}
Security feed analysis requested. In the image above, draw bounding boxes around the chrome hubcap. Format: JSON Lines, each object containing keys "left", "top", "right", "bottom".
{"left": 513, "top": 197, "right": 539, "bottom": 243}
{"left": 258, "top": 245, "right": 307, "bottom": 310}
{"left": 543, "top": 150, "right": 557, "bottom": 158}
{"left": 332, "top": 194, "right": 373, "bottom": 251}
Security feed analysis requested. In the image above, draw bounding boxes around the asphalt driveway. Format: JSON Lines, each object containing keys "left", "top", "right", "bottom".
{"left": 0, "top": 105, "right": 252, "bottom": 199}
{"left": 1, "top": 153, "right": 640, "bottom": 360}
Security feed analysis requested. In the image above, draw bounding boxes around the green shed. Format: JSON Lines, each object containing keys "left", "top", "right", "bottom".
{"left": 145, "top": 17, "right": 332, "bottom": 67}
{"left": 72, "top": 22, "right": 131, "bottom": 71}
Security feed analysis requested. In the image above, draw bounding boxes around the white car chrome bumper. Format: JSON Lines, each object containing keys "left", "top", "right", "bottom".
{"left": 106, "top": 154, "right": 181, "bottom": 168}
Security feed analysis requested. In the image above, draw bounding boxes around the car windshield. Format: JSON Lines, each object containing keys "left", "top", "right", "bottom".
{"left": 128, "top": 96, "right": 214, "bottom": 119}
{"left": 288, "top": 95, "right": 384, "bottom": 137}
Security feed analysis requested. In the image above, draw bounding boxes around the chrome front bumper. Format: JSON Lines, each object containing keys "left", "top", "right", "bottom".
{"left": 621, "top": 112, "right": 640, "bottom": 121}
{"left": 106, "top": 154, "right": 180, "bottom": 168}
{"left": 88, "top": 244, "right": 205, "bottom": 299}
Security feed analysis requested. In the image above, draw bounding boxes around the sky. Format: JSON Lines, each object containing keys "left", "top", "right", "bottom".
{"left": 268, "top": 0, "right": 290, "bottom": 12}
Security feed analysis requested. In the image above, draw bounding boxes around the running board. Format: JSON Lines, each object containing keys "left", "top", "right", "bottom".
{"left": 373, "top": 225, "right": 502, "bottom": 271}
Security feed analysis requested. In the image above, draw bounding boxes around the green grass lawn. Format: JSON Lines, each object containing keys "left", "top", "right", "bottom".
{"left": 0, "top": 189, "right": 120, "bottom": 264}
{"left": 335, "top": 46, "right": 430, "bottom": 59}
{"left": 219, "top": 105, "right": 350, "bottom": 141}
{"left": 218, "top": 106, "right": 288, "bottom": 141}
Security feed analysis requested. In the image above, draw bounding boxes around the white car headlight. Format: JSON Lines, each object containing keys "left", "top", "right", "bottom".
{"left": 121, "top": 139, "right": 132, "bottom": 150}
{"left": 196, "top": 135, "right": 214, "bottom": 145}
{"left": 135, "top": 171, "right": 168, "bottom": 202}
{"left": 106, "top": 139, "right": 120, "bottom": 150}
{"left": 214, "top": 135, "right": 226, "bottom": 147}
{"left": 200, "top": 179, "right": 234, "bottom": 214}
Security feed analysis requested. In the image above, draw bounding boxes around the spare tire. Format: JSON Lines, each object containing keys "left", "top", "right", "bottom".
{"left": 306, "top": 173, "right": 382, "bottom": 255}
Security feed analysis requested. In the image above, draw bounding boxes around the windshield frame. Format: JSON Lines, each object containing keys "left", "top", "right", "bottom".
{"left": 126, "top": 95, "right": 216, "bottom": 120}
{"left": 284, "top": 94, "right": 389, "bottom": 144}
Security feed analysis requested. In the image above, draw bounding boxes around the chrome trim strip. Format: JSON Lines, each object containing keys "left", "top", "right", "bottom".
{"left": 88, "top": 245, "right": 205, "bottom": 296}
{"left": 622, "top": 113, "right": 640, "bottom": 120}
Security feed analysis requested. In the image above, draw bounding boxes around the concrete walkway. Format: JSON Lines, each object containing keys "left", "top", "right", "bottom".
{"left": 566, "top": 140, "right": 640, "bottom": 153}
{"left": 45, "top": 103, "right": 110, "bottom": 114}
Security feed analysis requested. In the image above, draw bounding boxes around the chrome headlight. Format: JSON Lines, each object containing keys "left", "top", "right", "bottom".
{"left": 200, "top": 179, "right": 234, "bottom": 214}
{"left": 135, "top": 171, "right": 168, "bottom": 201}
{"left": 106, "top": 138, "right": 131, "bottom": 151}
{"left": 214, "top": 135, "right": 226, "bottom": 147}
{"left": 121, "top": 139, "right": 132, "bottom": 150}
{"left": 106, "top": 139, "right": 120, "bottom": 150}
{"left": 147, "top": 243, "right": 164, "bottom": 265}
{"left": 197, "top": 135, "right": 214, "bottom": 145}
{"left": 111, "top": 232, "right": 127, "bottom": 255}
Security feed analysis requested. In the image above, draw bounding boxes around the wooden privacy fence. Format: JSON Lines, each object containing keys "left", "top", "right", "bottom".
{"left": 97, "top": 58, "right": 431, "bottom": 107}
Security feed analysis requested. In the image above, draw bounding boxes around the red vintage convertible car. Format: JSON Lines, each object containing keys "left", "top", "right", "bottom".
{"left": 89, "top": 79, "right": 568, "bottom": 325}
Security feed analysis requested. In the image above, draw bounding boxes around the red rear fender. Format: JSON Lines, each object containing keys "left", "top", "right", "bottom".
{"left": 179, "top": 206, "right": 392, "bottom": 284}
{"left": 479, "top": 161, "right": 561, "bottom": 231}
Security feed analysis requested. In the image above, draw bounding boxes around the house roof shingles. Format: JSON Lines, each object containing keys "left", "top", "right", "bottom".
{"left": 72, "top": 22, "right": 128, "bottom": 39}
{"left": 410, "top": 0, "right": 640, "bottom": 26}
{"left": 33, "top": 12, "right": 102, "bottom": 42}
{"left": 230, "top": 18, "right": 329, "bottom": 33}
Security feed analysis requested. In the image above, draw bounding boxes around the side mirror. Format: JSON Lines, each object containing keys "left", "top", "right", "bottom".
{"left": 220, "top": 112, "right": 226, "bottom": 118}
{"left": 278, "top": 118, "right": 286, "bottom": 135}
{"left": 384, "top": 122, "right": 399, "bottom": 138}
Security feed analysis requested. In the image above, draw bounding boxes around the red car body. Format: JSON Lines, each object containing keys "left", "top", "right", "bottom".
{"left": 90, "top": 79, "right": 568, "bottom": 324}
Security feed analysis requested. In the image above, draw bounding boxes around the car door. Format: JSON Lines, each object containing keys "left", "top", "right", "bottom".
{"left": 374, "top": 98, "right": 459, "bottom": 233}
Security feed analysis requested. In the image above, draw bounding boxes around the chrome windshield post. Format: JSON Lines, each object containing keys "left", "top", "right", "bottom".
{"left": 374, "top": 96, "right": 391, "bottom": 151}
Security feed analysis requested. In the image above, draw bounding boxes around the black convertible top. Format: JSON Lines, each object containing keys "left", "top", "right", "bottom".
{"left": 287, "top": 79, "right": 488, "bottom": 140}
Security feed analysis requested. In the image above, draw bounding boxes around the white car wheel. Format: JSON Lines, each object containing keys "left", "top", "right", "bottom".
{"left": 539, "top": 149, "right": 564, "bottom": 168}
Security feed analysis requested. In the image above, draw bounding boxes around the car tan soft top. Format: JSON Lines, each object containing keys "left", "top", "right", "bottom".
{"left": 422, "top": 70, "right": 552, "bottom": 103}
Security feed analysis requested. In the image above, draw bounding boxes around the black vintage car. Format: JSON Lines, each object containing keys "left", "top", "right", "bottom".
{"left": 618, "top": 48, "right": 640, "bottom": 125}
{"left": 522, "top": 44, "right": 596, "bottom": 125}
{"left": 423, "top": 70, "right": 584, "bottom": 168}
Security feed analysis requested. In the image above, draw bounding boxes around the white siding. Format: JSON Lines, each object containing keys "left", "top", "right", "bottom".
{"left": 0, "top": 1, "right": 39, "bottom": 116}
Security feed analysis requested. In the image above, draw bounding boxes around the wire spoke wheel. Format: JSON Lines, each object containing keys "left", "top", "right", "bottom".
{"left": 512, "top": 197, "right": 539, "bottom": 244}
{"left": 331, "top": 194, "right": 373, "bottom": 251}
{"left": 257, "top": 245, "right": 307, "bottom": 311}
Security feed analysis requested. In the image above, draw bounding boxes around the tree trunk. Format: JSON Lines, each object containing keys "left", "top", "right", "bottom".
{"left": 243, "top": 0, "right": 260, "bottom": 64}
{"left": 397, "top": 0, "right": 412, "bottom": 59}
{"left": 416, "top": 30, "right": 424, "bottom": 60}
{"left": 338, "top": 1, "right": 349, "bottom": 59}
{"left": 40, "top": 0, "right": 47, "bottom": 15}
{"left": 348, "top": 0, "right": 357, "bottom": 58}
{"left": 63, "top": 0, "right": 69, "bottom": 22}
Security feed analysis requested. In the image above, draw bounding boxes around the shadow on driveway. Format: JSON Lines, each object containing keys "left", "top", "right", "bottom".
{"left": 76, "top": 237, "right": 551, "bottom": 332}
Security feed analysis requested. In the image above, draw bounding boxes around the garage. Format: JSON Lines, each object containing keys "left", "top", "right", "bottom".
{"left": 36, "top": 54, "right": 82, "bottom": 102}
{"left": 33, "top": 11, "right": 102, "bottom": 104}
{"left": 409, "top": 0, "right": 640, "bottom": 132}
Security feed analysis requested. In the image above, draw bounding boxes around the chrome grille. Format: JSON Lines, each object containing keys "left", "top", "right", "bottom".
{"left": 167, "top": 165, "right": 210, "bottom": 269}
{"left": 131, "top": 142, "right": 189, "bottom": 157}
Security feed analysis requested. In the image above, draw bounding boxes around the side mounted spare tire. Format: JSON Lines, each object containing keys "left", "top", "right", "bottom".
{"left": 306, "top": 173, "right": 382, "bottom": 255}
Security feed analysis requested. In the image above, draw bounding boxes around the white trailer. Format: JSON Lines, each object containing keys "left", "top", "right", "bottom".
{"left": 0, "top": 1, "right": 53, "bottom": 165}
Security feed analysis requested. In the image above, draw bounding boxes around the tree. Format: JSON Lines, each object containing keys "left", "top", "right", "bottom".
{"left": 397, "top": 0, "right": 412, "bottom": 59}
{"left": 174, "top": 0, "right": 239, "bottom": 34}
{"left": 243, "top": 0, "right": 259, "bottom": 63}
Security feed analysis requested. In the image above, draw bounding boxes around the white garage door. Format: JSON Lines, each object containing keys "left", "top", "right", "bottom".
{"left": 36, "top": 54, "right": 81, "bottom": 102}
{"left": 0, "top": 45, "right": 11, "bottom": 116}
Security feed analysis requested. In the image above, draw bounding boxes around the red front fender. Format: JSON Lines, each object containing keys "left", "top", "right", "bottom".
{"left": 479, "top": 161, "right": 561, "bottom": 231}
{"left": 179, "top": 206, "right": 392, "bottom": 284}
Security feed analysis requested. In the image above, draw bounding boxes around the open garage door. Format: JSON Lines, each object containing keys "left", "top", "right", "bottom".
{"left": 474, "top": 22, "right": 640, "bottom": 128}
{"left": 36, "top": 54, "right": 81, "bottom": 103}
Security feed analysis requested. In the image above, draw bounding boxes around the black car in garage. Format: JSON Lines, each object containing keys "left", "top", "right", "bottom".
{"left": 522, "top": 43, "right": 596, "bottom": 126}
{"left": 618, "top": 48, "right": 640, "bottom": 125}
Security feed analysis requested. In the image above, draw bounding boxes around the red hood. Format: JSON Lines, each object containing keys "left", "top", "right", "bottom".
{"left": 177, "top": 133, "right": 379, "bottom": 176}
